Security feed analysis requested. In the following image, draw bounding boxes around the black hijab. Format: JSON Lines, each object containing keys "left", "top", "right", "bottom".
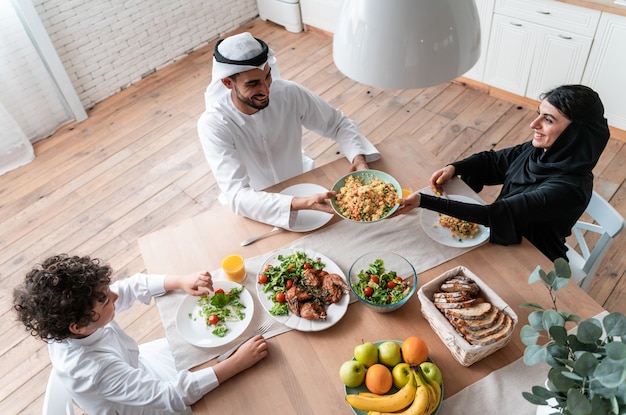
{"left": 502, "top": 96, "right": 610, "bottom": 198}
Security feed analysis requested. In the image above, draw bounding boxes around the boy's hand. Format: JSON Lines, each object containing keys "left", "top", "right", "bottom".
{"left": 165, "top": 272, "right": 213, "bottom": 295}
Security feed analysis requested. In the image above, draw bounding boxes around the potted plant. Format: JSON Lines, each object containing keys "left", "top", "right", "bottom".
{"left": 520, "top": 257, "right": 626, "bottom": 415}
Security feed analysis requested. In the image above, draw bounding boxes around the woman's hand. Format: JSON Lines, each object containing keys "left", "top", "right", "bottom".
{"left": 165, "top": 271, "right": 213, "bottom": 296}
{"left": 430, "top": 165, "right": 456, "bottom": 195}
{"left": 390, "top": 191, "right": 421, "bottom": 217}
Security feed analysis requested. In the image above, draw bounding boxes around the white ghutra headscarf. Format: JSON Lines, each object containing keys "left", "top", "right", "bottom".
{"left": 204, "top": 32, "right": 281, "bottom": 107}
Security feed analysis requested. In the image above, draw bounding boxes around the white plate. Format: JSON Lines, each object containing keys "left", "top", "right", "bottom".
{"left": 256, "top": 248, "right": 349, "bottom": 331}
{"left": 280, "top": 184, "right": 334, "bottom": 232}
{"left": 420, "top": 194, "right": 490, "bottom": 248}
{"left": 176, "top": 280, "right": 254, "bottom": 348}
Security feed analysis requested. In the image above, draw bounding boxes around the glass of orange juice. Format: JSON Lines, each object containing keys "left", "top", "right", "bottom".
{"left": 221, "top": 254, "right": 246, "bottom": 283}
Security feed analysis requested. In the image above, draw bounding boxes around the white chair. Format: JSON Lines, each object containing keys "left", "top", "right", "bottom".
{"left": 566, "top": 191, "right": 625, "bottom": 291}
{"left": 43, "top": 369, "right": 75, "bottom": 415}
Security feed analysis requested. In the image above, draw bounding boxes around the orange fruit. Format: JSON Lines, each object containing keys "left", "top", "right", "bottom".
{"left": 401, "top": 336, "right": 429, "bottom": 365}
{"left": 364, "top": 364, "right": 393, "bottom": 394}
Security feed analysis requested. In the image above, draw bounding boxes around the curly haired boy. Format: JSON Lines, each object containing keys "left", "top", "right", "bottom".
{"left": 14, "top": 254, "right": 267, "bottom": 414}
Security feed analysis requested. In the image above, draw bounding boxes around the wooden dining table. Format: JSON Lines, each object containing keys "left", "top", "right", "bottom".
{"left": 138, "top": 134, "right": 605, "bottom": 414}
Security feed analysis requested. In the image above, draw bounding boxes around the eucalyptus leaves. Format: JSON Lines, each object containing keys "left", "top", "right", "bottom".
{"left": 520, "top": 257, "right": 626, "bottom": 415}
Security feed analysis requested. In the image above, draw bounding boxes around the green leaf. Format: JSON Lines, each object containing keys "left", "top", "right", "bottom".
{"left": 550, "top": 367, "right": 580, "bottom": 392}
{"left": 529, "top": 310, "right": 545, "bottom": 330}
{"left": 524, "top": 344, "right": 547, "bottom": 365}
{"left": 543, "top": 309, "right": 566, "bottom": 332}
{"left": 529, "top": 265, "right": 544, "bottom": 284}
{"left": 605, "top": 341, "right": 626, "bottom": 360}
{"left": 553, "top": 257, "right": 571, "bottom": 279}
{"left": 543, "top": 269, "right": 557, "bottom": 287}
{"left": 603, "top": 312, "right": 626, "bottom": 338}
{"left": 549, "top": 325, "right": 568, "bottom": 346}
{"left": 566, "top": 387, "right": 592, "bottom": 415}
{"left": 520, "top": 301, "right": 545, "bottom": 310}
{"left": 594, "top": 359, "right": 626, "bottom": 389}
{"left": 573, "top": 352, "right": 599, "bottom": 378}
{"left": 521, "top": 325, "right": 540, "bottom": 346}
{"left": 546, "top": 343, "right": 570, "bottom": 368}
{"left": 577, "top": 318, "right": 603, "bottom": 344}
{"left": 553, "top": 276, "right": 571, "bottom": 291}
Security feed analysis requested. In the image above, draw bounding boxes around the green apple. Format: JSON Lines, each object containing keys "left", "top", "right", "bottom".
{"left": 391, "top": 362, "right": 412, "bottom": 388}
{"left": 420, "top": 361, "right": 443, "bottom": 386}
{"left": 354, "top": 341, "right": 378, "bottom": 367}
{"left": 378, "top": 341, "right": 402, "bottom": 367}
{"left": 339, "top": 360, "right": 366, "bottom": 387}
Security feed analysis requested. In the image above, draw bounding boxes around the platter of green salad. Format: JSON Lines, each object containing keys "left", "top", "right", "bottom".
{"left": 176, "top": 280, "right": 254, "bottom": 348}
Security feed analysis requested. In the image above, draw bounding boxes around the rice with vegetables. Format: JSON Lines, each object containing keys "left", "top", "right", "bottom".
{"left": 334, "top": 175, "right": 398, "bottom": 222}
{"left": 438, "top": 215, "right": 480, "bottom": 239}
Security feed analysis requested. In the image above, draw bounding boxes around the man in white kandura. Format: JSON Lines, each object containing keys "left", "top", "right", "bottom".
{"left": 197, "top": 32, "right": 380, "bottom": 228}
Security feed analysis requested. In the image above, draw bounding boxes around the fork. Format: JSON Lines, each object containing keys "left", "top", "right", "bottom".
{"left": 216, "top": 320, "right": 274, "bottom": 362}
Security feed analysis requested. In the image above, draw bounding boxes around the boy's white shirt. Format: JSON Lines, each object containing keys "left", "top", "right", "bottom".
{"left": 48, "top": 273, "right": 219, "bottom": 415}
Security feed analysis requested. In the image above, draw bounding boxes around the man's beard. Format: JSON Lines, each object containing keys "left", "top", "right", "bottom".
{"left": 233, "top": 84, "right": 269, "bottom": 110}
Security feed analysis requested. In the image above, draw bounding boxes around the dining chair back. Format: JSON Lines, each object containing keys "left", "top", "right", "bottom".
{"left": 42, "top": 369, "right": 75, "bottom": 415}
{"left": 566, "top": 191, "right": 625, "bottom": 291}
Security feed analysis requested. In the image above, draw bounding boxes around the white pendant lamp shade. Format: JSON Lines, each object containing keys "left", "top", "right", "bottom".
{"left": 333, "top": 0, "right": 481, "bottom": 89}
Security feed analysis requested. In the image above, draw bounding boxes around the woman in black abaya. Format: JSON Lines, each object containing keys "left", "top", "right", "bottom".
{"left": 396, "top": 84, "right": 610, "bottom": 261}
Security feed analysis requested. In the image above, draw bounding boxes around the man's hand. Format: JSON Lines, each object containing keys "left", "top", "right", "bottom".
{"left": 291, "top": 191, "right": 336, "bottom": 214}
{"left": 349, "top": 154, "right": 369, "bottom": 172}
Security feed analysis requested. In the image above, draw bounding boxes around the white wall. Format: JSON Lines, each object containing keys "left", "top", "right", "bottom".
{"left": 32, "top": 0, "right": 259, "bottom": 109}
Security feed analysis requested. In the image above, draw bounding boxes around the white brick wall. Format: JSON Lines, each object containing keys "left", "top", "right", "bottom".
{"left": 33, "top": 0, "right": 259, "bottom": 109}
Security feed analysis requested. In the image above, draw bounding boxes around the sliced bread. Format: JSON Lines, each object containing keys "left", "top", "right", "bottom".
{"left": 465, "top": 314, "right": 514, "bottom": 345}
{"left": 444, "top": 300, "right": 492, "bottom": 320}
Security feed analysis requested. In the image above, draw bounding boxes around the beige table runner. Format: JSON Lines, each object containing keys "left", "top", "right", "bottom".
{"left": 155, "top": 179, "right": 487, "bottom": 371}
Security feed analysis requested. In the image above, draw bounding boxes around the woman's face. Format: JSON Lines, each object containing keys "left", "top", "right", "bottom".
{"left": 530, "top": 100, "right": 572, "bottom": 150}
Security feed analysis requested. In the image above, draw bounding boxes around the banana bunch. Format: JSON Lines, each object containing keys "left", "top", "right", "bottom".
{"left": 345, "top": 373, "right": 416, "bottom": 412}
{"left": 346, "top": 368, "right": 441, "bottom": 415}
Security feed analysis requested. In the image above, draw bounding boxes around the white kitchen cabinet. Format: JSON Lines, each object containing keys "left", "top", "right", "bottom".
{"left": 483, "top": 13, "right": 537, "bottom": 95}
{"left": 525, "top": 25, "right": 593, "bottom": 100}
{"left": 463, "top": 0, "right": 495, "bottom": 82}
{"left": 484, "top": 0, "right": 599, "bottom": 98}
{"left": 582, "top": 12, "right": 626, "bottom": 131}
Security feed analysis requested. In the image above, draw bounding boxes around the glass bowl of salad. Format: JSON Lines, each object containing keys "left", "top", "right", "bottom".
{"left": 348, "top": 251, "right": 417, "bottom": 313}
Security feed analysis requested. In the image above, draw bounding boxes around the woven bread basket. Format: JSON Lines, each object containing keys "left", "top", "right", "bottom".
{"left": 417, "top": 266, "right": 517, "bottom": 366}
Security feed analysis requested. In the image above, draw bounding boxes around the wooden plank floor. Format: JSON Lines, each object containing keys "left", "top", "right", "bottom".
{"left": 1, "top": 18, "right": 625, "bottom": 414}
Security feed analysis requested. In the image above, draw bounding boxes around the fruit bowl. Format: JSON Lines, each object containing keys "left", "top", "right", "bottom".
{"left": 349, "top": 251, "right": 417, "bottom": 313}
{"left": 331, "top": 169, "right": 402, "bottom": 223}
{"left": 344, "top": 340, "right": 443, "bottom": 415}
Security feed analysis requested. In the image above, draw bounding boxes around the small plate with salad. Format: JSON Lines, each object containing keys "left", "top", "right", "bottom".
{"left": 176, "top": 280, "right": 254, "bottom": 348}
{"left": 256, "top": 249, "right": 350, "bottom": 332}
